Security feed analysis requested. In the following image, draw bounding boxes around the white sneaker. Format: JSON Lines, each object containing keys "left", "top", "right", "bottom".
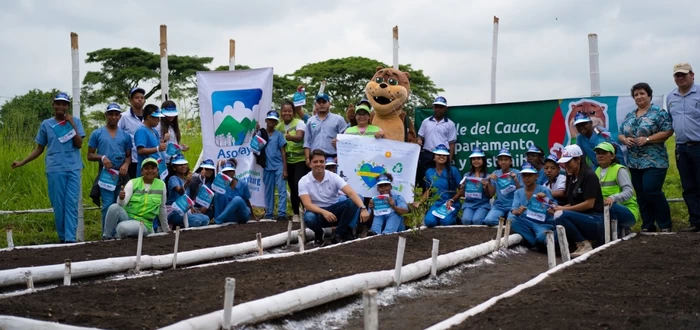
{"left": 292, "top": 214, "right": 300, "bottom": 223}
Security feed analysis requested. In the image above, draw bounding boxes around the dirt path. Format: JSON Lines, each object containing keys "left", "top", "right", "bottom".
{"left": 0, "top": 228, "right": 495, "bottom": 330}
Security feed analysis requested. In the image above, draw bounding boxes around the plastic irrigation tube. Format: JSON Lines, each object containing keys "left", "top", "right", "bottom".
{"left": 0, "top": 316, "right": 100, "bottom": 329}
{"left": 0, "top": 229, "right": 315, "bottom": 288}
{"left": 160, "top": 234, "right": 523, "bottom": 330}
{"left": 425, "top": 233, "right": 638, "bottom": 330}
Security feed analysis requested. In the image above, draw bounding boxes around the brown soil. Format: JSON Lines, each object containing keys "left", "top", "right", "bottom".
{"left": 0, "top": 222, "right": 294, "bottom": 270}
{"left": 0, "top": 228, "right": 495, "bottom": 330}
{"left": 457, "top": 233, "right": 700, "bottom": 330}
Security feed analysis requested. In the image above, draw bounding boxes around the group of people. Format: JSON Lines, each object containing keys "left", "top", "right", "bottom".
{"left": 11, "top": 62, "right": 699, "bottom": 253}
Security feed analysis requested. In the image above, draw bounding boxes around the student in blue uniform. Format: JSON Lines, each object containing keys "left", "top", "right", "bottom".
{"left": 87, "top": 103, "right": 133, "bottom": 230}
{"left": 459, "top": 147, "right": 492, "bottom": 225}
{"left": 214, "top": 161, "right": 255, "bottom": 224}
{"left": 525, "top": 145, "right": 548, "bottom": 185}
{"left": 484, "top": 148, "right": 523, "bottom": 226}
{"left": 187, "top": 159, "right": 217, "bottom": 219}
{"left": 158, "top": 100, "right": 190, "bottom": 164}
{"left": 413, "top": 144, "right": 462, "bottom": 227}
{"left": 509, "top": 162, "right": 557, "bottom": 249}
{"left": 542, "top": 154, "right": 567, "bottom": 205}
{"left": 166, "top": 154, "right": 210, "bottom": 228}
{"left": 368, "top": 173, "right": 409, "bottom": 235}
{"left": 261, "top": 110, "right": 288, "bottom": 220}
{"left": 12, "top": 92, "right": 85, "bottom": 243}
{"left": 134, "top": 104, "right": 166, "bottom": 177}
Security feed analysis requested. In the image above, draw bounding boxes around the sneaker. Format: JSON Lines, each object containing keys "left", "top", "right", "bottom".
{"left": 660, "top": 228, "right": 672, "bottom": 233}
{"left": 292, "top": 214, "right": 300, "bottom": 223}
{"left": 314, "top": 239, "right": 325, "bottom": 247}
{"left": 570, "top": 240, "right": 593, "bottom": 258}
{"left": 680, "top": 226, "right": 700, "bottom": 233}
{"left": 367, "top": 231, "right": 378, "bottom": 237}
{"left": 331, "top": 235, "right": 345, "bottom": 245}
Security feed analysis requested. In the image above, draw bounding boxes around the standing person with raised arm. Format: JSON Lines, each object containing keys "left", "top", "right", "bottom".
{"left": 12, "top": 92, "right": 85, "bottom": 243}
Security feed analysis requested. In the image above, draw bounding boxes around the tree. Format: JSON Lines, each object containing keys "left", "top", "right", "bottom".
{"left": 0, "top": 89, "right": 62, "bottom": 141}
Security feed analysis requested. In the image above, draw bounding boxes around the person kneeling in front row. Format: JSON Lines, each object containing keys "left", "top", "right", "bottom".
{"left": 509, "top": 162, "right": 557, "bottom": 251}
{"left": 103, "top": 158, "right": 170, "bottom": 239}
{"left": 214, "top": 161, "right": 256, "bottom": 224}
{"left": 368, "top": 173, "right": 409, "bottom": 235}
{"left": 300, "top": 149, "right": 369, "bottom": 246}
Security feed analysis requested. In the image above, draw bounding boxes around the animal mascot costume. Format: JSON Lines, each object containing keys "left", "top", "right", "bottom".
{"left": 366, "top": 67, "right": 416, "bottom": 142}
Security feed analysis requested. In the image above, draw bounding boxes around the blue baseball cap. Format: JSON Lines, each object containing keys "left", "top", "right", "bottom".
{"left": 221, "top": 161, "right": 236, "bottom": 172}
{"left": 54, "top": 92, "right": 70, "bottom": 103}
{"left": 526, "top": 145, "right": 543, "bottom": 155}
{"left": 357, "top": 98, "right": 371, "bottom": 107}
{"left": 433, "top": 96, "right": 447, "bottom": 106}
{"left": 497, "top": 148, "right": 512, "bottom": 158}
{"left": 377, "top": 174, "right": 392, "bottom": 185}
{"left": 129, "top": 87, "right": 146, "bottom": 98}
{"left": 315, "top": 93, "right": 331, "bottom": 102}
{"left": 433, "top": 144, "right": 450, "bottom": 156}
{"left": 544, "top": 154, "right": 559, "bottom": 164}
{"left": 521, "top": 162, "right": 538, "bottom": 174}
{"left": 325, "top": 157, "right": 337, "bottom": 166}
{"left": 162, "top": 105, "right": 178, "bottom": 117}
{"left": 200, "top": 159, "right": 216, "bottom": 170}
{"left": 266, "top": 110, "right": 280, "bottom": 121}
{"left": 573, "top": 112, "right": 592, "bottom": 125}
{"left": 105, "top": 103, "right": 121, "bottom": 113}
{"left": 171, "top": 154, "right": 188, "bottom": 165}
{"left": 469, "top": 147, "right": 486, "bottom": 158}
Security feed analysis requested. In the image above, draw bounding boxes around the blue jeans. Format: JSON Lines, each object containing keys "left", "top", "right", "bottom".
{"left": 47, "top": 170, "right": 81, "bottom": 242}
{"left": 461, "top": 205, "right": 490, "bottom": 225}
{"left": 304, "top": 199, "right": 359, "bottom": 238}
{"left": 370, "top": 212, "right": 405, "bottom": 234}
{"left": 509, "top": 215, "right": 556, "bottom": 247}
{"left": 168, "top": 211, "right": 210, "bottom": 228}
{"left": 263, "top": 169, "right": 287, "bottom": 218}
{"left": 214, "top": 196, "right": 250, "bottom": 224}
{"left": 676, "top": 143, "right": 700, "bottom": 226}
{"left": 630, "top": 167, "right": 672, "bottom": 230}
{"left": 103, "top": 204, "right": 154, "bottom": 239}
{"left": 484, "top": 205, "right": 510, "bottom": 227}
{"left": 555, "top": 211, "right": 603, "bottom": 246}
{"left": 100, "top": 187, "right": 119, "bottom": 231}
{"left": 609, "top": 202, "right": 636, "bottom": 229}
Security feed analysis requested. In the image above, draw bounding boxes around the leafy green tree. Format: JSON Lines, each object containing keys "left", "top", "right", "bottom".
{"left": 0, "top": 89, "right": 62, "bottom": 141}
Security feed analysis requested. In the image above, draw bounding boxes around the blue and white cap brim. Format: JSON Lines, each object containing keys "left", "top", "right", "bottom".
{"left": 497, "top": 152, "right": 512, "bottom": 157}
{"left": 377, "top": 179, "right": 392, "bottom": 185}
{"left": 172, "top": 158, "right": 188, "bottom": 165}
{"left": 105, "top": 106, "right": 121, "bottom": 112}
{"left": 469, "top": 152, "right": 485, "bottom": 158}
{"left": 200, "top": 163, "right": 216, "bottom": 170}
{"left": 325, "top": 161, "right": 337, "bottom": 166}
{"left": 433, "top": 149, "right": 450, "bottom": 156}
{"left": 433, "top": 101, "right": 447, "bottom": 106}
{"left": 521, "top": 169, "right": 538, "bottom": 174}
{"left": 152, "top": 111, "right": 166, "bottom": 118}
{"left": 162, "top": 109, "right": 178, "bottom": 117}
{"left": 265, "top": 116, "right": 280, "bottom": 120}
{"left": 573, "top": 117, "right": 592, "bottom": 125}
{"left": 54, "top": 96, "right": 70, "bottom": 102}
{"left": 221, "top": 166, "right": 236, "bottom": 172}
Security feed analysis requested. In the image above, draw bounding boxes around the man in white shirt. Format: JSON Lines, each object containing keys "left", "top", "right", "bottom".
{"left": 300, "top": 149, "right": 369, "bottom": 246}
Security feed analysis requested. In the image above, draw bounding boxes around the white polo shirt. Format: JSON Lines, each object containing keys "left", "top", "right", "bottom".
{"left": 118, "top": 108, "right": 144, "bottom": 162}
{"left": 417, "top": 116, "right": 457, "bottom": 152}
{"left": 298, "top": 170, "right": 347, "bottom": 208}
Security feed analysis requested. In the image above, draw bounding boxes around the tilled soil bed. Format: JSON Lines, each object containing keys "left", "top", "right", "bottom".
{"left": 456, "top": 233, "right": 700, "bottom": 330}
{"left": 0, "top": 222, "right": 294, "bottom": 270}
{"left": 0, "top": 227, "right": 495, "bottom": 329}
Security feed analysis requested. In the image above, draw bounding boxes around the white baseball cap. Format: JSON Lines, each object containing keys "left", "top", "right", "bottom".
{"left": 557, "top": 145, "right": 584, "bottom": 163}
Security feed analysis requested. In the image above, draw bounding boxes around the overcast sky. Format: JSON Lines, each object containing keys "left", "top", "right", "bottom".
{"left": 1, "top": 0, "right": 699, "bottom": 110}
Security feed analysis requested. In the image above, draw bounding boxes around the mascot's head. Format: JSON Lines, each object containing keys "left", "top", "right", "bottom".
{"left": 365, "top": 67, "right": 411, "bottom": 116}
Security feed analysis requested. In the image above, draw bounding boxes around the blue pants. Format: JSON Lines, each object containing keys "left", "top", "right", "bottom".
{"left": 99, "top": 187, "right": 119, "bottom": 230}
{"left": 214, "top": 196, "right": 250, "bottom": 224}
{"left": 263, "top": 169, "right": 287, "bottom": 218}
{"left": 630, "top": 167, "right": 671, "bottom": 230}
{"left": 484, "top": 205, "right": 510, "bottom": 227}
{"left": 168, "top": 211, "right": 210, "bottom": 228}
{"left": 609, "top": 203, "right": 636, "bottom": 229}
{"left": 424, "top": 201, "right": 460, "bottom": 227}
{"left": 676, "top": 143, "right": 700, "bottom": 227}
{"left": 509, "top": 216, "right": 556, "bottom": 247}
{"left": 370, "top": 212, "right": 405, "bottom": 234}
{"left": 304, "top": 199, "right": 359, "bottom": 238}
{"left": 47, "top": 170, "right": 81, "bottom": 242}
{"left": 555, "top": 211, "right": 603, "bottom": 246}
{"left": 461, "top": 205, "right": 490, "bottom": 225}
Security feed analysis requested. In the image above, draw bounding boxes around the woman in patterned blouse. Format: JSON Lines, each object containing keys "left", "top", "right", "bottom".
{"left": 617, "top": 83, "right": 674, "bottom": 232}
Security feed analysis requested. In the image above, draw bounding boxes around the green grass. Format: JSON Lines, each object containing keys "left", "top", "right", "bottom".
{"left": 0, "top": 130, "right": 691, "bottom": 248}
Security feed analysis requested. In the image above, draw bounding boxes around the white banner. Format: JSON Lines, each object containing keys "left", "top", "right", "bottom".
{"left": 336, "top": 134, "right": 420, "bottom": 203}
{"left": 197, "top": 68, "right": 273, "bottom": 207}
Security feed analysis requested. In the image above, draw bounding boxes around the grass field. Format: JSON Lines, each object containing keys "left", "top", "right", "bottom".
{"left": 0, "top": 128, "right": 691, "bottom": 248}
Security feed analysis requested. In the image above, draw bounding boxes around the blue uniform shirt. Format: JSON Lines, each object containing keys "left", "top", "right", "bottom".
{"left": 619, "top": 105, "right": 673, "bottom": 169}
{"left": 461, "top": 172, "right": 491, "bottom": 209}
{"left": 134, "top": 126, "right": 161, "bottom": 177}
{"left": 489, "top": 169, "right": 523, "bottom": 209}
{"left": 264, "top": 130, "right": 287, "bottom": 171}
{"left": 303, "top": 113, "right": 347, "bottom": 155}
{"left": 666, "top": 84, "right": 700, "bottom": 144}
{"left": 425, "top": 166, "right": 462, "bottom": 205}
{"left": 167, "top": 176, "right": 185, "bottom": 205}
{"left": 35, "top": 118, "right": 86, "bottom": 173}
{"left": 576, "top": 127, "right": 625, "bottom": 169}
{"left": 510, "top": 185, "right": 555, "bottom": 223}
{"left": 536, "top": 169, "right": 548, "bottom": 186}
{"left": 88, "top": 126, "right": 132, "bottom": 170}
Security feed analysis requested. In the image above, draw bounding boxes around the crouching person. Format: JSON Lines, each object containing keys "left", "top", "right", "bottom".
{"left": 166, "top": 154, "right": 209, "bottom": 228}
{"left": 300, "top": 149, "right": 370, "bottom": 246}
{"left": 103, "top": 158, "right": 169, "bottom": 239}
{"left": 214, "top": 161, "right": 255, "bottom": 224}
{"left": 368, "top": 173, "right": 409, "bottom": 235}
{"left": 509, "top": 163, "right": 557, "bottom": 250}
{"left": 413, "top": 144, "right": 461, "bottom": 227}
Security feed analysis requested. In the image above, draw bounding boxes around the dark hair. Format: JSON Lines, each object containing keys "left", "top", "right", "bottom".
{"left": 160, "top": 100, "right": 181, "bottom": 143}
{"left": 529, "top": 146, "right": 545, "bottom": 165}
{"left": 165, "top": 158, "right": 190, "bottom": 192}
{"left": 468, "top": 157, "right": 488, "bottom": 178}
{"left": 311, "top": 149, "right": 326, "bottom": 160}
{"left": 631, "top": 82, "right": 653, "bottom": 98}
{"left": 382, "top": 172, "right": 394, "bottom": 182}
{"left": 143, "top": 104, "right": 160, "bottom": 119}
{"left": 280, "top": 100, "right": 294, "bottom": 112}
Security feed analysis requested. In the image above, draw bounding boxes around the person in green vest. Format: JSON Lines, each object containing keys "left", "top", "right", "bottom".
{"left": 276, "top": 100, "right": 308, "bottom": 222}
{"left": 343, "top": 104, "right": 384, "bottom": 138}
{"left": 102, "top": 157, "right": 169, "bottom": 239}
{"left": 593, "top": 142, "right": 640, "bottom": 235}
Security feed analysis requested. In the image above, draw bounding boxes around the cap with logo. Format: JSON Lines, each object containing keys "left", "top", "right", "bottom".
{"left": 520, "top": 162, "right": 538, "bottom": 174}
{"left": 432, "top": 144, "right": 450, "bottom": 155}
{"left": 544, "top": 154, "right": 559, "bottom": 164}
{"left": 594, "top": 142, "right": 616, "bottom": 154}
{"left": 497, "top": 148, "right": 512, "bottom": 158}
{"left": 105, "top": 103, "right": 121, "bottom": 113}
{"left": 315, "top": 93, "right": 331, "bottom": 102}
{"left": 433, "top": 96, "right": 447, "bottom": 106}
{"left": 54, "top": 92, "right": 70, "bottom": 103}
{"left": 221, "top": 161, "right": 236, "bottom": 172}
{"left": 526, "top": 145, "right": 543, "bottom": 155}
{"left": 355, "top": 104, "right": 371, "bottom": 115}
{"left": 325, "top": 157, "right": 337, "bottom": 166}
{"left": 162, "top": 105, "right": 178, "bottom": 117}
{"left": 200, "top": 159, "right": 216, "bottom": 170}
{"left": 151, "top": 108, "right": 166, "bottom": 118}
{"left": 129, "top": 87, "right": 146, "bottom": 98}
{"left": 265, "top": 110, "right": 280, "bottom": 121}
{"left": 171, "top": 154, "right": 188, "bottom": 165}
{"left": 558, "top": 145, "right": 584, "bottom": 163}
{"left": 673, "top": 63, "right": 693, "bottom": 74}
{"left": 377, "top": 174, "right": 392, "bottom": 185}
{"left": 573, "top": 112, "right": 592, "bottom": 125}
{"left": 469, "top": 147, "right": 486, "bottom": 158}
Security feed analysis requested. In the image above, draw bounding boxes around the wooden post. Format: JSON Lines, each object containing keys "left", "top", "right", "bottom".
{"left": 556, "top": 225, "right": 571, "bottom": 262}
{"left": 611, "top": 219, "right": 618, "bottom": 241}
{"left": 172, "top": 227, "right": 180, "bottom": 269}
{"left": 494, "top": 217, "right": 504, "bottom": 250}
{"left": 159, "top": 25, "right": 169, "bottom": 102}
{"left": 603, "top": 205, "right": 611, "bottom": 244}
{"left": 545, "top": 231, "right": 556, "bottom": 269}
{"left": 222, "top": 277, "right": 236, "bottom": 330}
{"left": 298, "top": 229, "right": 305, "bottom": 252}
{"left": 394, "top": 236, "right": 407, "bottom": 286}
{"left": 392, "top": 26, "right": 399, "bottom": 69}
{"left": 229, "top": 39, "right": 236, "bottom": 71}
{"left": 5, "top": 228, "right": 13, "bottom": 250}
{"left": 363, "top": 289, "right": 379, "bottom": 330}
{"left": 286, "top": 221, "right": 293, "bottom": 247}
{"left": 135, "top": 221, "right": 144, "bottom": 272}
{"left": 256, "top": 233, "right": 263, "bottom": 256}
{"left": 25, "top": 271, "right": 34, "bottom": 291}
{"left": 71, "top": 32, "right": 84, "bottom": 242}
{"left": 430, "top": 239, "right": 439, "bottom": 278}
{"left": 63, "top": 259, "right": 72, "bottom": 286}
{"left": 501, "top": 219, "right": 512, "bottom": 250}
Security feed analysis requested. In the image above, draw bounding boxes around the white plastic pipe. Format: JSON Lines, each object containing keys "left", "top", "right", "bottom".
{"left": 494, "top": 218, "right": 504, "bottom": 250}
{"left": 135, "top": 221, "right": 144, "bottom": 272}
{"left": 70, "top": 32, "right": 84, "bottom": 242}
{"left": 430, "top": 239, "right": 439, "bottom": 278}
{"left": 603, "top": 205, "right": 611, "bottom": 244}
{"left": 161, "top": 234, "right": 523, "bottom": 330}
{"left": 501, "top": 220, "right": 512, "bottom": 250}
{"left": 545, "top": 231, "right": 556, "bottom": 269}
{"left": 222, "top": 277, "right": 235, "bottom": 330}
{"left": 392, "top": 26, "right": 399, "bottom": 69}
{"left": 611, "top": 220, "right": 618, "bottom": 241}
{"left": 63, "top": 260, "right": 71, "bottom": 286}
{"left": 588, "top": 33, "right": 601, "bottom": 97}
{"left": 6, "top": 229, "right": 13, "bottom": 250}
{"left": 394, "top": 236, "right": 407, "bottom": 286}
{"left": 173, "top": 228, "right": 180, "bottom": 269}
{"left": 556, "top": 225, "right": 571, "bottom": 262}
{"left": 0, "top": 316, "right": 101, "bottom": 330}
{"left": 363, "top": 289, "right": 379, "bottom": 330}
{"left": 229, "top": 39, "right": 236, "bottom": 71}
{"left": 490, "top": 16, "right": 499, "bottom": 104}
{"left": 0, "top": 230, "right": 312, "bottom": 288}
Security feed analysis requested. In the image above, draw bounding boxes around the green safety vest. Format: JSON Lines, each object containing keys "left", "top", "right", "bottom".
{"left": 595, "top": 164, "right": 640, "bottom": 221}
{"left": 124, "top": 177, "right": 165, "bottom": 228}
{"left": 344, "top": 125, "right": 381, "bottom": 136}
{"left": 276, "top": 118, "right": 305, "bottom": 164}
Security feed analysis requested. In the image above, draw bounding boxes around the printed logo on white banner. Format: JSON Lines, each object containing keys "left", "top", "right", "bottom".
{"left": 212, "top": 89, "right": 262, "bottom": 148}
